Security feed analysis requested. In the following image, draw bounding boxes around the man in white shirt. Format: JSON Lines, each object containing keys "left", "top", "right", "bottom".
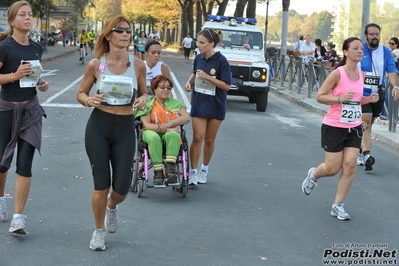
{"left": 149, "top": 29, "right": 160, "bottom": 40}
{"left": 299, "top": 35, "right": 316, "bottom": 64}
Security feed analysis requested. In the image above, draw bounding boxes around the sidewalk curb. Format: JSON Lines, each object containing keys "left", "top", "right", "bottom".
{"left": 270, "top": 85, "right": 327, "bottom": 116}
{"left": 370, "top": 130, "right": 399, "bottom": 150}
{"left": 270, "top": 85, "right": 399, "bottom": 150}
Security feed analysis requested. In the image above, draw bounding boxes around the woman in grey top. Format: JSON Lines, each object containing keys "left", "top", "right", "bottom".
{"left": 76, "top": 14, "right": 147, "bottom": 251}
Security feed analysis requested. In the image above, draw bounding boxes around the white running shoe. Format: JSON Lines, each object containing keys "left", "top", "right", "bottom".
{"left": 189, "top": 172, "right": 198, "bottom": 186}
{"left": 104, "top": 206, "right": 119, "bottom": 233}
{"left": 197, "top": 170, "right": 208, "bottom": 184}
{"left": 89, "top": 228, "right": 106, "bottom": 251}
{"left": 356, "top": 153, "right": 364, "bottom": 166}
{"left": 9, "top": 215, "right": 27, "bottom": 235}
{"left": 331, "top": 203, "right": 351, "bottom": 221}
{"left": 302, "top": 167, "right": 317, "bottom": 195}
{"left": 0, "top": 199, "right": 7, "bottom": 222}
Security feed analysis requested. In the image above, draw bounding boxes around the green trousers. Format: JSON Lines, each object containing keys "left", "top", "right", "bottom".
{"left": 142, "top": 130, "right": 180, "bottom": 165}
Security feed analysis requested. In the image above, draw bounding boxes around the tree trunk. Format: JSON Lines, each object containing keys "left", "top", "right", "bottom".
{"left": 246, "top": 0, "right": 256, "bottom": 18}
{"left": 216, "top": 0, "right": 229, "bottom": 16}
{"left": 206, "top": 0, "right": 214, "bottom": 18}
{"left": 177, "top": 0, "right": 189, "bottom": 44}
{"left": 196, "top": 1, "right": 203, "bottom": 36}
{"left": 163, "top": 22, "right": 169, "bottom": 42}
{"left": 188, "top": 0, "right": 194, "bottom": 35}
{"left": 234, "top": 0, "right": 248, "bottom": 17}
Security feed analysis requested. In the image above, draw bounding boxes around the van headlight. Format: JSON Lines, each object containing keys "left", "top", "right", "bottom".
{"left": 250, "top": 68, "right": 267, "bottom": 82}
{"left": 252, "top": 70, "right": 261, "bottom": 78}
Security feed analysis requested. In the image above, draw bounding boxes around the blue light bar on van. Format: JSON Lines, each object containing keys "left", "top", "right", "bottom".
{"left": 206, "top": 15, "right": 229, "bottom": 21}
{"left": 237, "top": 17, "right": 257, "bottom": 25}
{"left": 206, "top": 15, "right": 257, "bottom": 25}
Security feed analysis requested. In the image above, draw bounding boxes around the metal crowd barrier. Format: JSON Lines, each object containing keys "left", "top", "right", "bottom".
{"left": 267, "top": 54, "right": 398, "bottom": 132}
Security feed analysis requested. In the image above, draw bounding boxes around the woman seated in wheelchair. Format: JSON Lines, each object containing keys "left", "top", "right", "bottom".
{"left": 134, "top": 75, "right": 190, "bottom": 185}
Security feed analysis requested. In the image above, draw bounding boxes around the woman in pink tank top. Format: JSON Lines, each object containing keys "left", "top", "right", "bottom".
{"left": 301, "top": 37, "right": 379, "bottom": 221}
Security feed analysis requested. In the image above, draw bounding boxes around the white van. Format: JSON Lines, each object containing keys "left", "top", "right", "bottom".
{"left": 202, "top": 15, "right": 271, "bottom": 112}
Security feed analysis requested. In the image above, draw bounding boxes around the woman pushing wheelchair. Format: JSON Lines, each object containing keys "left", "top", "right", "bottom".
{"left": 134, "top": 75, "right": 190, "bottom": 185}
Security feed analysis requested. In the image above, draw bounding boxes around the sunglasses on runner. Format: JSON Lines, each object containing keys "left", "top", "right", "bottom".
{"left": 112, "top": 27, "right": 132, "bottom": 34}
{"left": 389, "top": 42, "right": 395, "bottom": 45}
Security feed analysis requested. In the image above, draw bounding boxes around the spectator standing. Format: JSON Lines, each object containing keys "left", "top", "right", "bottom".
{"left": 184, "top": 29, "right": 231, "bottom": 185}
{"left": 76, "top": 15, "right": 148, "bottom": 251}
{"left": 0, "top": 0, "right": 50, "bottom": 235}
{"left": 324, "top": 42, "right": 338, "bottom": 67}
{"left": 299, "top": 35, "right": 316, "bottom": 64}
{"left": 293, "top": 35, "right": 304, "bottom": 57}
{"left": 302, "top": 37, "right": 379, "bottom": 221}
{"left": 314, "top": 39, "right": 326, "bottom": 61}
{"left": 61, "top": 27, "right": 68, "bottom": 47}
{"left": 388, "top": 37, "right": 399, "bottom": 70}
{"left": 357, "top": 23, "right": 399, "bottom": 170}
{"left": 182, "top": 33, "right": 193, "bottom": 63}
{"left": 68, "top": 28, "right": 74, "bottom": 46}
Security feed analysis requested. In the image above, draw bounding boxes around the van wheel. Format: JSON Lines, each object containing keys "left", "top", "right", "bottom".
{"left": 256, "top": 91, "right": 268, "bottom": 112}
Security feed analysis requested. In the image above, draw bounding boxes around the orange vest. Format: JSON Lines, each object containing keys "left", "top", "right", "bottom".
{"left": 149, "top": 100, "right": 179, "bottom": 127}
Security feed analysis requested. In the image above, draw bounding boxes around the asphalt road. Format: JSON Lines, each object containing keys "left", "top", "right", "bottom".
{"left": 0, "top": 49, "right": 398, "bottom": 266}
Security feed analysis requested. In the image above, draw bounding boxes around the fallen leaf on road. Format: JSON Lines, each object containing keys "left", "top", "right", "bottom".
{"left": 259, "top": 256, "right": 268, "bottom": 261}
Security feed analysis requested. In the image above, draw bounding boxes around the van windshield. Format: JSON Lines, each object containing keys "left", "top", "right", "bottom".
{"left": 205, "top": 28, "right": 263, "bottom": 50}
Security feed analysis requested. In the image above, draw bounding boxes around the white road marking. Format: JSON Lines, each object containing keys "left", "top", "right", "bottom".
{"left": 42, "top": 75, "right": 84, "bottom": 105}
{"left": 270, "top": 113, "right": 305, "bottom": 128}
{"left": 170, "top": 71, "right": 191, "bottom": 112}
{"left": 41, "top": 69, "right": 58, "bottom": 77}
{"left": 41, "top": 103, "right": 84, "bottom": 108}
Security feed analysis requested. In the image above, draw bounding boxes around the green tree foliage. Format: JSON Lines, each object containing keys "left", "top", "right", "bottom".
{"left": 312, "top": 11, "right": 334, "bottom": 42}
{"left": 0, "top": 0, "right": 51, "bottom": 18}
{"left": 333, "top": 0, "right": 399, "bottom": 50}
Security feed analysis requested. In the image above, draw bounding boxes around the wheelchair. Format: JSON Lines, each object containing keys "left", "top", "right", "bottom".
{"left": 129, "top": 119, "right": 189, "bottom": 198}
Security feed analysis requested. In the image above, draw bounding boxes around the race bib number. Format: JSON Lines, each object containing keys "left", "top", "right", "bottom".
{"left": 340, "top": 101, "right": 361, "bottom": 124}
{"left": 364, "top": 72, "right": 380, "bottom": 93}
{"left": 194, "top": 75, "right": 216, "bottom": 96}
{"left": 99, "top": 75, "right": 135, "bottom": 105}
{"left": 19, "top": 60, "right": 42, "bottom": 88}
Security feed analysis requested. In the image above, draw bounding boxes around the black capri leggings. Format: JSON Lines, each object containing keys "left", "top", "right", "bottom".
{"left": 184, "top": 47, "right": 191, "bottom": 58}
{"left": 0, "top": 110, "right": 35, "bottom": 176}
{"left": 85, "top": 108, "right": 136, "bottom": 195}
